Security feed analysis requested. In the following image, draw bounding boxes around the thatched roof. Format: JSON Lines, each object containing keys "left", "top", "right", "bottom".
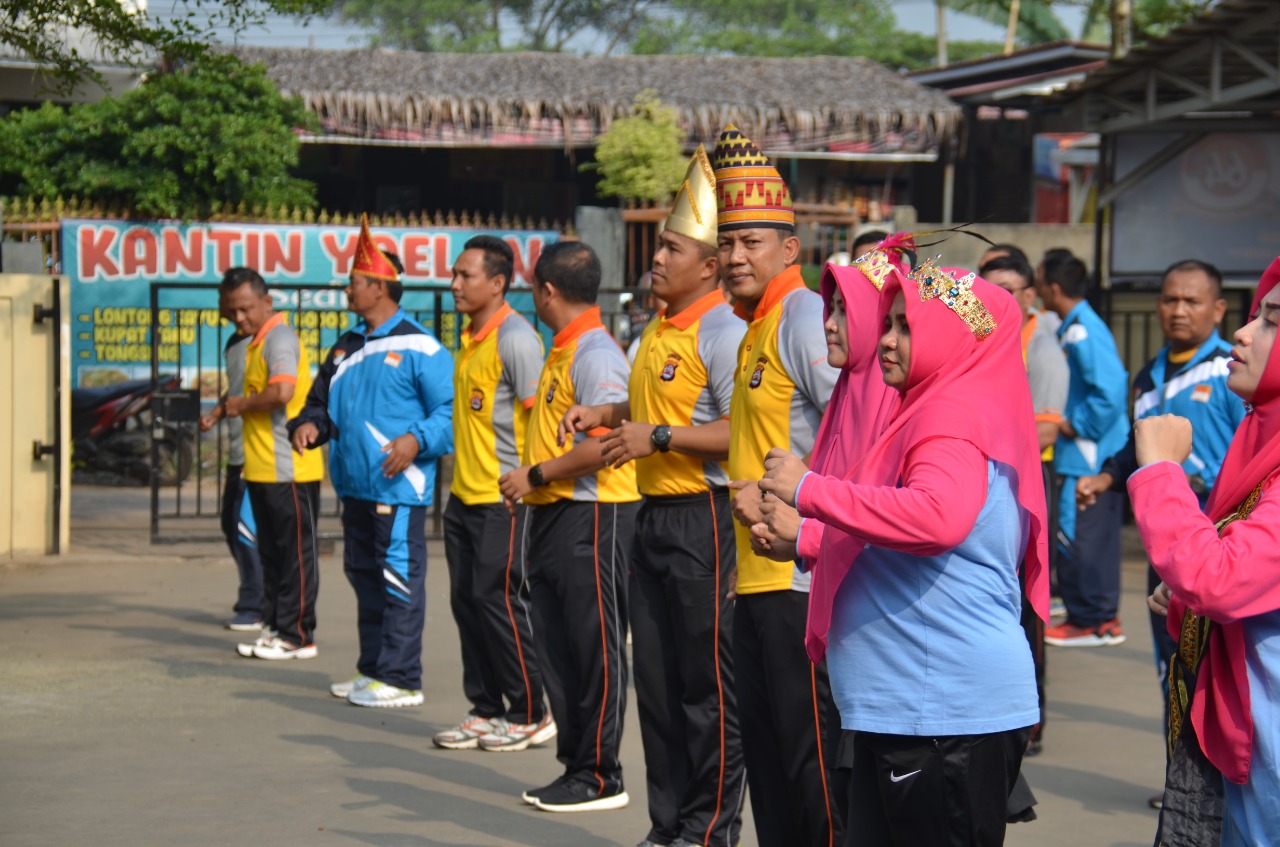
{"left": 233, "top": 46, "right": 960, "bottom": 154}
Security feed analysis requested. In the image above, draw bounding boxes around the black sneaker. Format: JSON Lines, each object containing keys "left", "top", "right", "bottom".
{"left": 521, "top": 775, "right": 569, "bottom": 806}
{"left": 532, "top": 777, "right": 629, "bottom": 813}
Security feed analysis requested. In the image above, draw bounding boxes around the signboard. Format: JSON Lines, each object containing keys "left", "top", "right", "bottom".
{"left": 61, "top": 218, "right": 557, "bottom": 387}
{"left": 1110, "top": 133, "right": 1280, "bottom": 281}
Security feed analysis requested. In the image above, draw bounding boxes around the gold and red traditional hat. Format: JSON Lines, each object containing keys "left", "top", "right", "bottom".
{"left": 712, "top": 124, "right": 794, "bottom": 232}
{"left": 664, "top": 144, "right": 718, "bottom": 248}
{"left": 352, "top": 213, "right": 400, "bottom": 282}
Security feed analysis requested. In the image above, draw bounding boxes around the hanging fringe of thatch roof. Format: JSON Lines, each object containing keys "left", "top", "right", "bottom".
{"left": 232, "top": 47, "right": 960, "bottom": 153}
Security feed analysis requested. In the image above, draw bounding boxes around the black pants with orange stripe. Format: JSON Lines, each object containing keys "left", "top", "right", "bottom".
{"left": 246, "top": 481, "right": 320, "bottom": 648}
{"left": 631, "top": 489, "right": 744, "bottom": 847}
{"left": 527, "top": 499, "right": 637, "bottom": 794}
{"left": 735, "top": 588, "right": 845, "bottom": 847}
{"left": 442, "top": 498, "right": 546, "bottom": 724}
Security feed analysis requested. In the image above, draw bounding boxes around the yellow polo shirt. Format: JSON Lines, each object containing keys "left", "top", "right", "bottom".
{"left": 452, "top": 303, "right": 545, "bottom": 505}
{"left": 243, "top": 312, "right": 325, "bottom": 483}
{"left": 523, "top": 307, "right": 640, "bottom": 506}
{"left": 630, "top": 289, "right": 744, "bottom": 496}
{"left": 728, "top": 265, "right": 836, "bottom": 594}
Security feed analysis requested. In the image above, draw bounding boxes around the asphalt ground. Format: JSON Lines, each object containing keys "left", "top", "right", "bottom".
{"left": 1, "top": 485, "right": 1166, "bottom": 847}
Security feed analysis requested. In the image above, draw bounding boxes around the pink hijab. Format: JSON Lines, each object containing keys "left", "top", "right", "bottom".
{"left": 804, "top": 261, "right": 1050, "bottom": 664}
{"left": 804, "top": 242, "right": 908, "bottom": 661}
{"left": 1169, "top": 255, "right": 1280, "bottom": 784}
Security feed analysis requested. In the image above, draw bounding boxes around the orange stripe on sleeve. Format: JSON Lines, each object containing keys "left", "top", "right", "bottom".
{"left": 268, "top": 374, "right": 298, "bottom": 385}
{"left": 586, "top": 426, "right": 610, "bottom": 438}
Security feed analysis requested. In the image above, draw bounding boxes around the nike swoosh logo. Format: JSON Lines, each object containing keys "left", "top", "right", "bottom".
{"left": 889, "top": 769, "right": 922, "bottom": 783}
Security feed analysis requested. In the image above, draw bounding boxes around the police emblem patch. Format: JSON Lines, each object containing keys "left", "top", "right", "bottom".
{"left": 469, "top": 388, "right": 484, "bottom": 411}
{"left": 749, "top": 356, "right": 768, "bottom": 389}
{"left": 661, "top": 353, "right": 682, "bottom": 382}
{"left": 545, "top": 378, "right": 559, "bottom": 404}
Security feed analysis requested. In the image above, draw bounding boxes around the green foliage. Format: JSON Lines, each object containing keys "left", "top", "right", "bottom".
{"left": 1, "top": 0, "right": 330, "bottom": 93}
{"left": 1133, "top": 0, "right": 1213, "bottom": 39}
{"left": 632, "top": 0, "right": 898, "bottom": 57}
{"left": 334, "top": 0, "right": 653, "bottom": 52}
{"left": 584, "top": 92, "right": 686, "bottom": 204}
{"left": 943, "top": 0, "right": 1070, "bottom": 44}
{"left": 0, "top": 53, "right": 317, "bottom": 220}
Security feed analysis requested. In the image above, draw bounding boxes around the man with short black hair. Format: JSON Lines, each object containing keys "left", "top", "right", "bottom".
{"left": 434, "top": 233, "right": 555, "bottom": 752}
{"left": 1034, "top": 253, "right": 1130, "bottom": 648}
{"left": 290, "top": 215, "right": 454, "bottom": 704}
{"left": 221, "top": 267, "right": 326, "bottom": 661}
{"left": 499, "top": 240, "right": 640, "bottom": 813}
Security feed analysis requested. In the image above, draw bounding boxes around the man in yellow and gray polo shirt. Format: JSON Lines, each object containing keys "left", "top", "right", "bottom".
{"left": 435, "top": 234, "right": 555, "bottom": 753}
{"left": 558, "top": 146, "right": 746, "bottom": 847}
{"left": 221, "top": 267, "right": 325, "bottom": 661}
{"left": 498, "top": 240, "right": 640, "bottom": 814}
{"left": 715, "top": 124, "right": 841, "bottom": 847}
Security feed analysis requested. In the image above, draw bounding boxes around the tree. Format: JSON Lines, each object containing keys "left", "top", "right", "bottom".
{"left": 584, "top": 91, "right": 686, "bottom": 205}
{"left": 0, "top": 52, "right": 317, "bottom": 219}
{"left": 1, "top": 0, "right": 330, "bottom": 93}
{"left": 333, "top": 0, "right": 655, "bottom": 52}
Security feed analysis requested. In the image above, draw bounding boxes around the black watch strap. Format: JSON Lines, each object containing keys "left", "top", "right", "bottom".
{"left": 528, "top": 464, "right": 547, "bottom": 487}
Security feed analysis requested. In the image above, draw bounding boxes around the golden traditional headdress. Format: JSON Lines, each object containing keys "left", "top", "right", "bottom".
{"left": 352, "top": 213, "right": 400, "bottom": 282}
{"left": 664, "top": 145, "right": 718, "bottom": 248}
{"left": 911, "top": 258, "right": 997, "bottom": 340}
{"left": 712, "top": 124, "right": 794, "bottom": 232}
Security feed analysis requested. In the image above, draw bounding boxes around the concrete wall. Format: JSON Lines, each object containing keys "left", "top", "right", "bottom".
{"left": 914, "top": 223, "right": 1095, "bottom": 273}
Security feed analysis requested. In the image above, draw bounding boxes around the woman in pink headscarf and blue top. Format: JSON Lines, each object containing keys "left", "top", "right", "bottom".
{"left": 758, "top": 259, "right": 1050, "bottom": 846}
{"left": 1132, "top": 256, "right": 1280, "bottom": 846}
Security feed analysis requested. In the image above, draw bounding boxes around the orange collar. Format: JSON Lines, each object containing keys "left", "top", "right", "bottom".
{"left": 465, "top": 302, "right": 513, "bottom": 344}
{"left": 1020, "top": 311, "right": 1037, "bottom": 360}
{"left": 662, "top": 288, "right": 726, "bottom": 331}
{"left": 250, "top": 311, "right": 287, "bottom": 347}
{"left": 733, "top": 265, "right": 805, "bottom": 322}
{"left": 552, "top": 306, "right": 603, "bottom": 349}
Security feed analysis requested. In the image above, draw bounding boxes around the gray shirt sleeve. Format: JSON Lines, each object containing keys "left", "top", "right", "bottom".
{"left": 263, "top": 324, "right": 301, "bottom": 383}
{"left": 699, "top": 306, "right": 746, "bottom": 418}
{"left": 1026, "top": 329, "right": 1068, "bottom": 418}
{"left": 498, "top": 318, "right": 546, "bottom": 406}
{"left": 571, "top": 332, "right": 630, "bottom": 407}
{"left": 777, "top": 289, "right": 837, "bottom": 414}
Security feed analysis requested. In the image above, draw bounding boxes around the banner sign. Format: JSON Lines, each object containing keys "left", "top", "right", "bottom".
{"left": 61, "top": 218, "right": 557, "bottom": 387}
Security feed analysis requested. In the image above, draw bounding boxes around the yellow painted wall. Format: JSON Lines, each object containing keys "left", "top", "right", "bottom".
{"left": 0, "top": 274, "right": 70, "bottom": 557}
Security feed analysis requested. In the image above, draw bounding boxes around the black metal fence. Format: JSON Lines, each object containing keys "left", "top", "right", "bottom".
{"left": 145, "top": 281, "right": 645, "bottom": 544}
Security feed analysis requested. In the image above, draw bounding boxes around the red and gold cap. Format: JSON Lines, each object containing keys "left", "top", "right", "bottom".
{"left": 712, "top": 124, "right": 794, "bottom": 232}
{"left": 352, "top": 213, "right": 400, "bottom": 282}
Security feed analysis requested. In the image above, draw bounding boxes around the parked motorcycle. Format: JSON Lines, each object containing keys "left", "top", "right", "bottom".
{"left": 71, "top": 376, "right": 195, "bottom": 486}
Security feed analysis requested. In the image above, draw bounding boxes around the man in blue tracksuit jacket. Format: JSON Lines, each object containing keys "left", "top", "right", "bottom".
{"left": 1034, "top": 253, "right": 1130, "bottom": 647}
{"left": 1077, "top": 259, "right": 1245, "bottom": 684}
{"left": 290, "top": 219, "right": 454, "bottom": 707}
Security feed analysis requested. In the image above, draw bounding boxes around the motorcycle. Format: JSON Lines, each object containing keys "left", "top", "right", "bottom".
{"left": 71, "top": 376, "right": 195, "bottom": 486}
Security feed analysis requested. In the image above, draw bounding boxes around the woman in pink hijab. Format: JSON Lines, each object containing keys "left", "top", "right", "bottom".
{"left": 759, "top": 260, "right": 1048, "bottom": 846}
{"left": 1132, "top": 256, "right": 1280, "bottom": 846}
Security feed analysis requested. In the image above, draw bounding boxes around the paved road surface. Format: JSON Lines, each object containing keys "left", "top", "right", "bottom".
{"left": 1, "top": 486, "right": 1166, "bottom": 846}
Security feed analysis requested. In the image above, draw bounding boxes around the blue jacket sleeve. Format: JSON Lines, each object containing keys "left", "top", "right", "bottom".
{"left": 1066, "top": 334, "right": 1128, "bottom": 440}
{"left": 408, "top": 345, "right": 455, "bottom": 460}
{"left": 286, "top": 342, "right": 341, "bottom": 447}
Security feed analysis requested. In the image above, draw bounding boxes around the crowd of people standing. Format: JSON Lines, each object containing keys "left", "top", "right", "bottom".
{"left": 197, "top": 123, "right": 1280, "bottom": 847}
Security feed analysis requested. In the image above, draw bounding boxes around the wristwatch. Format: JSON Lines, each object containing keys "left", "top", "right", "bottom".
{"left": 527, "top": 464, "right": 548, "bottom": 487}
{"left": 650, "top": 424, "right": 672, "bottom": 453}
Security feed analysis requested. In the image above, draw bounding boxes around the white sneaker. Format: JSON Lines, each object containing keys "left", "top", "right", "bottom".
{"left": 479, "top": 714, "right": 558, "bottom": 752}
{"left": 251, "top": 636, "right": 318, "bottom": 661}
{"left": 236, "top": 628, "right": 277, "bottom": 657}
{"left": 330, "top": 674, "right": 373, "bottom": 698}
{"left": 432, "top": 715, "right": 497, "bottom": 750}
{"left": 346, "top": 680, "right": 423, "bottom": 708}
